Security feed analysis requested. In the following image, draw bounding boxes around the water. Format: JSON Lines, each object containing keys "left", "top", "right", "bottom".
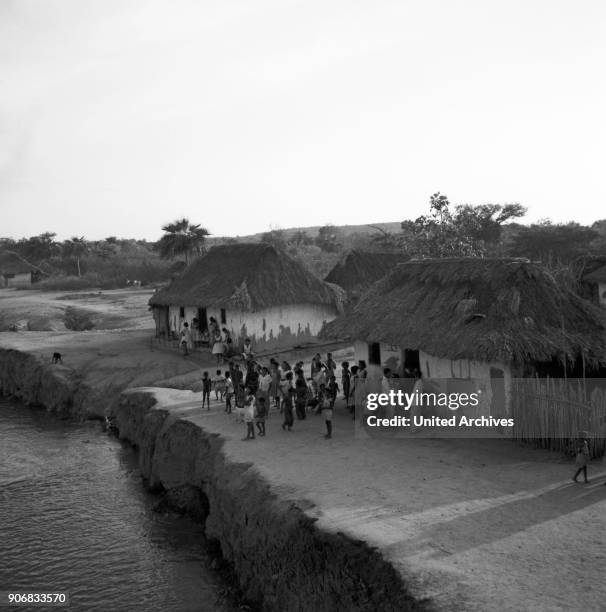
{"left": 0, "top": 398, "right": 227, "bottom": 612}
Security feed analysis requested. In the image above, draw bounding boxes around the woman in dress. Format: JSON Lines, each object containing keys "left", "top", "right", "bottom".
{"left": 211, "top": 329, "right": 225, "bottom": 365}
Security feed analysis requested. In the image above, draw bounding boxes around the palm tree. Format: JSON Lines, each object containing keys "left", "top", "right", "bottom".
{"left": 63, "top": 236, "right": 89, "bottom": 276}
{"left": 156, "top": 218, "right": 210, "bottom": 264}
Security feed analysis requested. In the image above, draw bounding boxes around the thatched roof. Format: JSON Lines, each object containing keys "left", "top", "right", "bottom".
{"left": 322, "top": 257, "right": 606, "bottom": 365}
{"left": 0, "top": 251, "right": 42, "bottom": 275}
{"left": 324, "top": 250, "right": 408, "bottom": 293}
{"left": 149, "top": 243, "right": 343, "bottom": 311}
{"left": 584, "top": 264, "right": 606, "bottom": 283}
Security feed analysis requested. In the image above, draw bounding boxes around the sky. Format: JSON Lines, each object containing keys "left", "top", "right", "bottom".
{"left": 1, "top": 0, "right": 606, "bottom": 241}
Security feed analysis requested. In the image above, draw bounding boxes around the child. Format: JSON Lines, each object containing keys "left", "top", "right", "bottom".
{"left": 255, "top": 396, "right": 267, "bottom": 437}
{"left": 201, "top": 371, "right": 211, "bottom": 410}
{"left": 319, "top": 383, "right": 333, "bottom": 439}
{"left": 327, "top": 375, "right": 339, "bottom": 409}
{"left": 212, "top": 369, "right": 226, "bottom": 401}
{"left": 224, "top": 371, "right": 234, "bottom": 414}
{"left": 242, "top": 388, "right": 256, "bottom": 440}
{"left": 573, "top": 437, "right": 590, "bottom": 483}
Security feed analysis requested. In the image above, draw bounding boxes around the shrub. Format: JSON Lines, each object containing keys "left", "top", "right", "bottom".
{"left": 63, "top": 306, "right": 95, "bottom": 331}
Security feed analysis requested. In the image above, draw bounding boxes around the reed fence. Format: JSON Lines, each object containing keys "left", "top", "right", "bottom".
{"left": 511, "top": 377, "right": 606, "bottom": 458}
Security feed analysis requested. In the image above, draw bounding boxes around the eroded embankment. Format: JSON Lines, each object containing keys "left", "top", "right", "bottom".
{"left": 114, "top": 389, "right": 425, "bottom": 612}
{"left": 0, "top": 349, "right": 86, "bottom": 416}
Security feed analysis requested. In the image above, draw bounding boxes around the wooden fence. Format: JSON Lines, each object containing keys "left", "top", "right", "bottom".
{"left": 511, "top": 378, "right": 606, "bottom": 458}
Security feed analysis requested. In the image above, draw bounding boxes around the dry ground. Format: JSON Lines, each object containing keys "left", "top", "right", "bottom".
{"left": 1, "top": 288, "right": 605, "bottom": 611}
{"left": 0, "top": 287, "right": 155, "bottom": 331}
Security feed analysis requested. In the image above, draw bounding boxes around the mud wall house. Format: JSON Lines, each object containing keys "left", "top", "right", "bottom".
{"left": 582, "top": 264, "right": 606, "bottom": 308}
{"left": 149, "top": 243, "right": 343, "bottom": 350}
{"left": 323, "top": 258, "right": 606, "bottom": 415}
{"left": 0, "top": 251, "right": 44, "bottom": 288}
{"left": 324, "top": 249, "right": 408, "bottom": 303}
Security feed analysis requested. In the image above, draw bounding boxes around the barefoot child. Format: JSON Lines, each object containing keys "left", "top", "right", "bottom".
{"left": 255, "top": 396, "right": 267, "bottom": 437}
{"left": 201, "top": 371, "right": 211, "bottom": 410}
{"left": 212, "top": 369, "right": 226, "bottom": 401}
{"left": 242, "top": 388, "right": 256, "bottom": 440}
{"left": 319, "top": 383, "right": 333, "bottom": 439}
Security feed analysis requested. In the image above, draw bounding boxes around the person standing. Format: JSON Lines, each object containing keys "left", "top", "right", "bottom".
{"left": 180, "top": 322, "right": 193, "bottom": 356}
{"left": 212, "top": 329, "right": 225, "bottom": 365}
{"left": 325, "top": 353, "right": 336, "bottom": 378}
{"left": 255, "top": 397, "right": 267, "bottom": 437}
{"left": 242, "top": 388, "right": 256, "bottom": 440}
{"left": 319, "top": 383, "right": 333, "bottom": 439}
{"left": 201, "top": 371, "right": 211, "bottom": 410}
{"left": 257, "top": 367, "right": 272, "bottom": 415}
{"left": 341, "top": 362, "right": 351, "bottom": 411}
{"left": 281, "top": 372, "right": 295, "bottom": 431}
{"left": 269, "top": 359, "right": 281, "bottom": 408}
{"left": 294, "top": 370, "right": 308, "bottom": 420}
{"left": 224, "top": 371, "right": 234, "bottom": 414}
{"left": 327, "top": 375, "right": 339, "bottom": 409}
{"left": 349, "top": 365, "right": 359, "bottom": 419}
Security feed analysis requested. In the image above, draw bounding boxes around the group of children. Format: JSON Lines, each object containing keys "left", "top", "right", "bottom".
{"left": 199, "top": 353, "right": 351, "bottom": 441}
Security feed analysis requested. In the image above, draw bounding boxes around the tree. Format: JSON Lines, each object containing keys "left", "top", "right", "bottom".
{"left": 260, "top": 229, "right": 287, "bottom": 250}
{"left": 505, "top": 221, "right": 599, "bottom": 264}
{"left": 15, "top": 232, "right": 60, "bottom": 262}
{"left": 288, "top": 230, "right": 313, "bottom": 247}
{"left": 398, "top": 193, "right": 526, "bottom": 258}
{"left": 155, "top": 218, "right": 210, "bottom": 264}
{"left": 62, "top": 236, "right": 89, "bottom": 276}
{"left": 315, "top": 224, "right": 342, "bottom": 252}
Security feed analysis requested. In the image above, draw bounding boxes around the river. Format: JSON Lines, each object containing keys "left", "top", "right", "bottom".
{"left": 0, "top": 398, "right": 227, "bottom": 612}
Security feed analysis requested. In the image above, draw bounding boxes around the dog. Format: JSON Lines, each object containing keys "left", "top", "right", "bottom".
{"left": 51, "top": 352, "right": 63, "bottom": 364}
{"left": 233, "top": 406, "right": 246, "bottom": 423}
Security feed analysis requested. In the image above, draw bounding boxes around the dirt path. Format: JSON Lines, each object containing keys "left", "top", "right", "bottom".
{"left": 150, "top": 390, "right": 606, "bottom": 612}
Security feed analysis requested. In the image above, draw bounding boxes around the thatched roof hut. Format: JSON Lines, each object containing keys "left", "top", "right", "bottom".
{"left": 0, "top": 251, "right": 41, "bottom": 274}
{"left": 0, "top": 251, "right": 44, "bottom": 287}
{"left": 150, "top": 242, "right": 343, "bottom": 311}
{"left": 323, "top": 257, "right": 606, "bottom": 366}
{"left": 324, "top": 249, "right": 408, "bottom": 295}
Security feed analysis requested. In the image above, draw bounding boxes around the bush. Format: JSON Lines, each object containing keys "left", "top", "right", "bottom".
{"left": 63, "top": 306, "right": 95, "bottom": 331}
{"left": 36, "top": 274, "right": 102, "bottom": 291}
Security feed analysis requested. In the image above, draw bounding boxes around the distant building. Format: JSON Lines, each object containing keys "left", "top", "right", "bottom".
{"left": 324, "top": 249, "right": 408, "bottom": 303}
{"left": 323, "top": 257, "right": 606, "bottom": 413}
{"left": 582, "top": 264, "right": 606, "bottom": 308}
{"left": 0, "top": 251, "right": 44, "bottom": 288}
{"left": 149, "top": 243, "right": 343, "bottom": 350}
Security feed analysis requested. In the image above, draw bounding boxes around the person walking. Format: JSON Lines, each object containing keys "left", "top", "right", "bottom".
{"left": 573, "top": 436, "right": 590, "bottom": 483}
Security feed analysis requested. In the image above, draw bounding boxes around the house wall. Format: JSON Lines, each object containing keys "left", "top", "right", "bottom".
{"left": 167, "top": 303, "right": 338, "bottom": 350}
{"left": 5, "top": 273, "right": 32, "bottom": 288}
{"left": 354, "top": 341, "right": 512, "bottom": 415}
